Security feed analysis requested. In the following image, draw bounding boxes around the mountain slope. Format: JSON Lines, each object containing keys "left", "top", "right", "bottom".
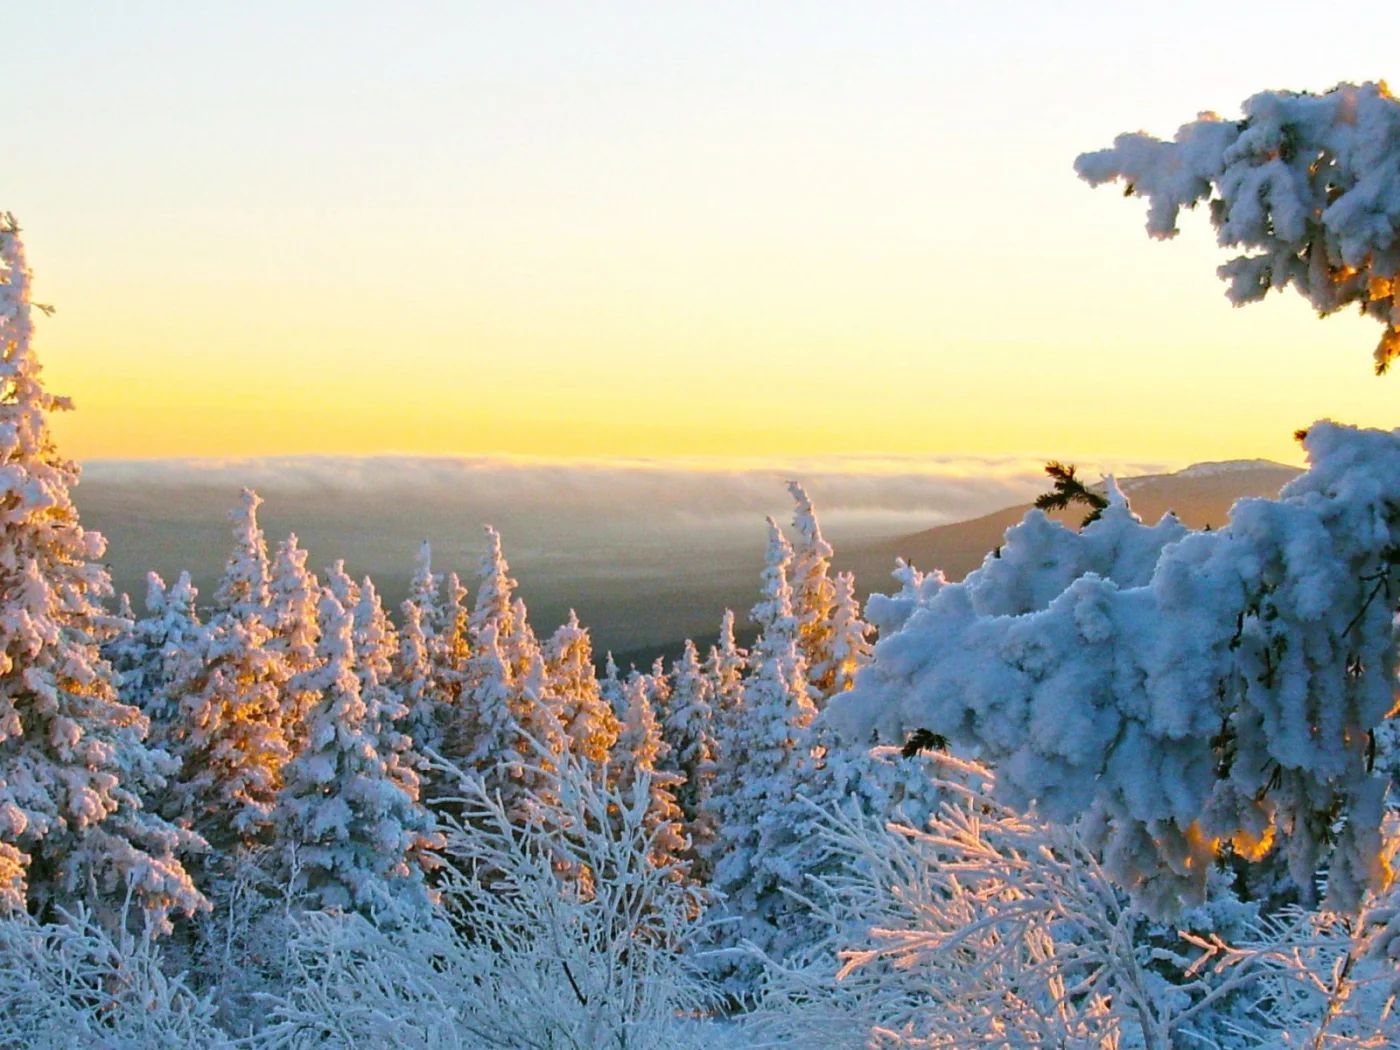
{"left": 847, "top": 460, "right": 1302, "bottom": 585}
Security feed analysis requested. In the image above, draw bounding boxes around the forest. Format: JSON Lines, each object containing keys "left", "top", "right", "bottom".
{"left": 4, "top": 80, "right": 1400, "bottom": 1049}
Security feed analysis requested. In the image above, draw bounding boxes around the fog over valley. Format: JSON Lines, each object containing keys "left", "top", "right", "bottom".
{"left": 72, "top": 454, "right": 1131, "bottom": 654}
{"left": 74, "top": 451, "right": 1291, "bottom": 663}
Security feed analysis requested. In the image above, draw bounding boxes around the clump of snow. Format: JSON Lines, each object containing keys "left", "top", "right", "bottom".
{"left": 830, "top": 422, "right": 1400, "bottom": 915}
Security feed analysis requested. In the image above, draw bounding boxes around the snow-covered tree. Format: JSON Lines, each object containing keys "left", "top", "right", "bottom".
{"left": 826, "top": 571, "right": 872, "bottom": 697}
{"left": 432, "top": 570, "right": 471, "bottom": 696}
{"left": 832, "top": 432, "right": 1400, "bottom": 915}
{"left": 1076, "top": 81, "right": 1400, "bottom": 373}
{"left": 349, "top": 578, "right": 407, "bottom": 750}
{"left": 600, "top": 652, "right": 626, "bottom": 720}
{"left": 450, "top": 617, "right": 564, "bottom": 825}
{"left": 172, "top": 490, "right": 290, "bottom": 852}
{"left": 267, "top": 533, "right": 320, "bottom": 756}
{"left": 707, "top": 520, "right": 818, "bottom": 995}
{"left": 661, "top": 640, "right": 717, "bottom": 861}
{"left": 393, "top": 546, "right": 465, "bottom": 776}
{"left": 787, "top": 482, "right": 842, "bottom": 702}
{"left": 211, "top": 489, "right": 273, "bottom": 619}
{"left": 394, "top": 598, "right": 439, "bottom": 759}
{"left": 323, "top": 558, "right": 360, "bottom": 612}
{"left": 470, "top": 526, "right": 517, "bottom": 646}
{"left": 274, "top": 591, "right": 436, "bottom": 915}
{"left": 543, "top": 610, "right": 619, "bottom": 768}
{"left": 108, "top": 571, "right": 208, "bottom": 755}
{"left": 707, "top": 608, "right": 747, "bottom": 739}
{"left": 0, "top": 216, "right": 204, "bottom": 925}
{"left": 405, "top": 540, "right": 441, "bottom": 637}
{"left": 611, "top": 675, "right": 688, "bottom": 874}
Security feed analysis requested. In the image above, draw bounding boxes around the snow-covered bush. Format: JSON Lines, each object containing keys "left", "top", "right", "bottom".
{"left": 1077, "top": 81, "right": 1400, "bottom": 373}
{"left": 258, "top": 742, "right": 713, "bottom": 1049}
{"left": 0, "top": 904, "right": 229, "bottom": 1049}
{"left": 831, "top": 424, "right": 1400, "bottom": 915}
{"left": 755, "top": 756, "right": 1400, "bottom": 1050}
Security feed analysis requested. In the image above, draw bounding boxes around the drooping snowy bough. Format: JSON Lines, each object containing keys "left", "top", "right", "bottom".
{"left": 829, "top": 422, "right": 1400, "bottom": 915}
{"left": 1075, "top": 81, "right": 1400, "bottom": 372}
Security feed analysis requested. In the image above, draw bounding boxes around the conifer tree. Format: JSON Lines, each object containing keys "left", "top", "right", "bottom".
{"left": 350, "top": 577, "right": 397, "bottom": 710}
{"left": 599, "top": 652, "right": 626, "bottom": 720}
{"left": 432, "top": 571, "right": 471, "bottom": 698}
{"left": 611, "top": 675, "right": 688, "bottom": 873}
{"left": 452, "top": 623, "right": 562, "bottom": 824}
{"left": 505, "top": 594, "right": 542, "bottom": 682}
{"left": 172, "top": 489, "right": 290, "bottom": 851}
{"left": 707, "top": 609, "right": 747, "bottom": 742}
{"left": 395, "top": 598, "right": 439, "bottom": 760}
{"left": 699, "top": 609, "right": 747, "bottom": 869}
{"left": 393, "top": 547, "right": 463, "bottom": 774}
{"left": 113, "top": 571, "right": 208, "bottom": 755}
{"left": 405, "top": 540, "right": 441, "bottom": 637}
{"left": 324, "top": 558, "right": 361, "bottom": 611}
{"left": 543, "top": 611, "right": 619, "bottom": 768}
{"left": 707, "top": 519, "right": 817, "bottom": 994}
{"left": 274, "top": 591, "right": 436, "bottom": 914}
{"left": 0, "top": 216, "right": 204, "bottom": 923}
{"left": 212, "top": 489, "right": 273, "bottom": 618}
{"left": 827, "top": 570, "right": 872, "bottom": 696}
{"left": 786, "top": 482, "right": 840, "bottom": 701}
{"left": 350, "top": 577, "right": 418, "bottom": 771}
{"left": 268, "top": 533, "right": 321, "bottom": 756}
{"left": 470, "top": 526, "right": 517, "bottom": 645}
{"left": 663, "top": 639, "right": 717, "bottom": 866}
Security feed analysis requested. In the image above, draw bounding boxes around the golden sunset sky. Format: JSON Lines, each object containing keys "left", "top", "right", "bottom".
{"left": 11, "top": 3, "right": 1399, "bottom": 466}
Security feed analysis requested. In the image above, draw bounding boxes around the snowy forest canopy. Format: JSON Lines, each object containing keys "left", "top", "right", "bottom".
{"left": 6, "top": 79, "right": 1400, "bottom": 1050}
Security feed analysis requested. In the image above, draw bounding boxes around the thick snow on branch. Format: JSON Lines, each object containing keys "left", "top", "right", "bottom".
{"left": 1077, "top": 82, "right": 1400, "bottom": 372}
{"left": 830, "top": 422, "right": 1400, "bottom": 915}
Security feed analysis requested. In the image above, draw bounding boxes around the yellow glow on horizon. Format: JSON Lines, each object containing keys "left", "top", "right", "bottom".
{"left": 15, "top": 4, "right": 1400, "bottom": 470}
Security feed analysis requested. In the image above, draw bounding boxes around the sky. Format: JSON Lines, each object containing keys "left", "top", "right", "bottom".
{"left": 10, "top": 2, "right": 1400, "bottom": 467}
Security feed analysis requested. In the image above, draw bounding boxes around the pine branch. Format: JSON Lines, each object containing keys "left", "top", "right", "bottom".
{"left": 1034, "top": 461, "right": 1109, "bottom": 527}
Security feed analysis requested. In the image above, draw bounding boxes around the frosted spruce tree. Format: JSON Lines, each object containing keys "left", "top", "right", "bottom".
{"left": 599, "top": 652, "right": 626, "bottom": 720}
{"left": 826, "top": 570, "right": 873, "bottom": 696}
{"left": 405, "top": 540, "right": 441, "bottom": 637}
{"left": 450, "top": 623, "right": 563, "bottom": 824}
{"left": 661, "top": 639, "right": 717, "bottom": 862}
{"left": 394, "top": 598, "right": 439, "bottom": 759}
{"left": 471, "top": 527, "right": 518, "bottom": 655}
{"left": 786, "top": 482, "right": 841, "bottom": 702}
{"left": 349, "top": 577, "right": 424, "bottom": 782}
{"left": 108, "top": 570, "right": 208, "bottom": 755}
{"left": 699, "top": 609, "right": 747, "bottom": 866}
{"left": 707, "top": 520, "right": 817, "bottom": 995}
{"left": 543, "top": 610, "right": 620, "bottom": 769}
{"left": 0, "top": 216, "right": 204, "bottom": 924}
{"left": 172, "top": 489, "right": 291, "bottom": 851}
{"left": 274, "top": 591, "right": 436, "bottom": 914}
{"left": 323, "top": 558, "right": 360, "bottom": 612}
{"left": 267, "top": 533, "right": 320, "bottom": 757}
{"left": 393, "top": 543, "right": 465, "bottom": 772}
{"left": 610, "top": 675, "right": 689, "bottom": 874}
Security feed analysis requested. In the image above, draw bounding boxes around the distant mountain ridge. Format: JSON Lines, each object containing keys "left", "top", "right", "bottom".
{"left": 846, "top": 459, "right": 1302, "bottom": 586}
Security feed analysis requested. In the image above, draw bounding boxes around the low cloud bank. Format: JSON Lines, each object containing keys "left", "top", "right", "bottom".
{"left": 80, "top": 452, "right": 1181, "bottom": 531}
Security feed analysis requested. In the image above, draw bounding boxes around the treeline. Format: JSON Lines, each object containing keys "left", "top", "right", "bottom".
{"left": 0, "top": 208, "right": 939, "bottom": 1010}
